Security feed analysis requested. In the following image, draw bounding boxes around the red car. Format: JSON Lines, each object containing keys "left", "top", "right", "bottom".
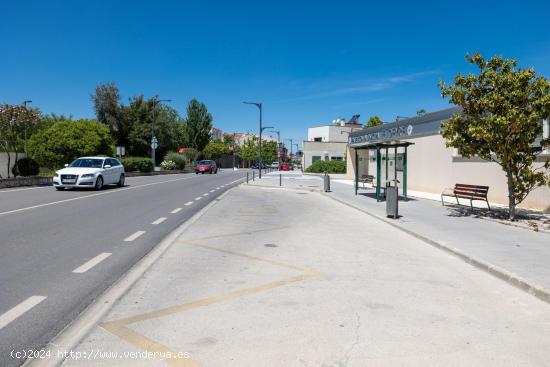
{"left": 194, "top": 160, "right": 218, "bottom": 174}
{"left": 278, "top": 163, "right": 290, "bottom": 171}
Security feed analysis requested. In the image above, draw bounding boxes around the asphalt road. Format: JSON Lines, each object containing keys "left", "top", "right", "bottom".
{"left": 0, "top": 169, "right": 248, "bottom": 367}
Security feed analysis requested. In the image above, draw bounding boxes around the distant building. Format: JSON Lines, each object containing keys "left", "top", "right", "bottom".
{"left": 211, "top": 127, "right": 223, "bottom": 141}
{"left": 302, "top": 115, "right": 363, "bottom": 169}
{"left": 232, "top": 133, "right": 273, "bottom": 146}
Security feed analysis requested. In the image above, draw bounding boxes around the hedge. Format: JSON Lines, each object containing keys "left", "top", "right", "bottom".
{"left": 121, "top": 157, "right": 154, "bottom": 172}
{"left": 12, "top": 158, "right": 40, "bottom": 177}
{"left": 305, "top": 160, "right": 346, "bottom": 174}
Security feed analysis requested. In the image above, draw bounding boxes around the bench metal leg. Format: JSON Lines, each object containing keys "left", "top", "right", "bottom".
{"left": 455, "top": 196, "right": 460, "bottom": 205}
{"left": 486, "top": 200, "right": 491, "bottom": 211}
{"left": 441, "top": 195, "right": 445, "bottom": 206}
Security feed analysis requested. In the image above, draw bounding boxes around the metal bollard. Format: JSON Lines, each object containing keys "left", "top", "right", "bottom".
{"left": 247, "top": 172, "right": 249, "bottom": 184}
{"left": 324, "top": 172, "right": 331, "bottom": 192}
{"left": 279, "top": 174, "right": 282, "bottom": 186}
{"left": 252, "top": 171, "right": 255, "bottom": 181}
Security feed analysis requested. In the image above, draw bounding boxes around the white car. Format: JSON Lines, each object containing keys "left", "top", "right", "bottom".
{"left": 53, "top": 157, "right": 125, "bottom": 191}
{"left": 270, "top": 161, "right": 279, "bottom": 168}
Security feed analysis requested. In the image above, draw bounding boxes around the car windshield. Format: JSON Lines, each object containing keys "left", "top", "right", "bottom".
{"left": 197, "top": 160, "right": 211, "bottom": 165}
{"left": 70, "top": 158, "right": 104, "bottom": 168}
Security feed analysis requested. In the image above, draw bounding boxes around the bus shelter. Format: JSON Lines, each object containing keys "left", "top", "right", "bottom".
{"left": 353, "top": 140, "right": 414, "bottom": 201}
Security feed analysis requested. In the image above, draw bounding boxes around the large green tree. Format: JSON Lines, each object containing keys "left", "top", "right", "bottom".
{"left": 117, "top": 96, "right": 185, "bottom": 160}
{"left": 92, "top": 82, "right": 121, "bottom": 129}
{"left": 203, "top": 140, "right": 231, "bottom": 160}
{"left": 439, "top": 53, "right": 550, "bottom": 220}
{"left": 29, "top": 119, "right": 113, "bottom": 168}
{"left": 185, "top": 99, "right": 212, "bottom": 152}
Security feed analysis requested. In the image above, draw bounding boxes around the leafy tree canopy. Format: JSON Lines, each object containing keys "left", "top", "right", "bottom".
{"left": 439, "top": 52, "right": 550, "bottom": 220}
{"left": 28, "top": 119, "right": 113, "bottom": 168}
{"left": 366, "top": 115, "right": 383, "bottom": 127}
{"left": 203, "top": 140, "right": 231, "bottom": 160}
{"left": 185, "top": 99, "right": 212, "bottom": 152}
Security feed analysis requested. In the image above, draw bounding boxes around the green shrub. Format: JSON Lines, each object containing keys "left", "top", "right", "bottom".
{"left": 305, "top": 160, "right": 346, "bottom": 174}
{"left": 163, "top": 152, "right": 186, "bottom": 170}
{"left": 160, "top": 160, "right": 177, "bottom": 170}
{"left": 12, "top": 157, "right": 40, "bottom": 177}
{"left": 121, "top": 157, "right": 154, "bottom": 172}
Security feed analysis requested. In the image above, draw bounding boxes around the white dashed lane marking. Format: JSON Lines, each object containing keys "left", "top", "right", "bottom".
{"left": 152, "top": 217, "right": 167, "bottom": 225}
{"left": 72, "top": 253, "right": 111, "bottom": 273}
{"left": 195, "top": 197, "right": 202, "bottom": 201}
{"left": 184, "top": 202, "right": 193, "bottom": 206}
{"left": 0, "top": 296, "right": 47, "bottom": 330}
{"left": 170, "top": 208, "right": 182, "bottom": 214}
{"left": 124, "top": 231, "right": 146, "bottom": 242}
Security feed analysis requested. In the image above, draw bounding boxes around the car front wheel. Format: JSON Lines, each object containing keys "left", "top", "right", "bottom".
{"left": 117, "top": 174, "right": 125, "bottom": 187}
{"left": 55, "top": 187, "right": 65, "bottom": 191}
{"left": 95, "top": 176, "right": 104, "bottom": 190}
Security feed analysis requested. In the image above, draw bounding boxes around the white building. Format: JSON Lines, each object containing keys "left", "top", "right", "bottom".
{"left": 211, "top": 127, "right": 223, "bottom": 141}
{"left": 302, "top": 117, "right": 362, "bottom": 169}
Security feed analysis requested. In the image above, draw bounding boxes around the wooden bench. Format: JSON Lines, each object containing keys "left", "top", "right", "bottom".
{"left": 441, "top": 183, "right": 490, "bottom": 210}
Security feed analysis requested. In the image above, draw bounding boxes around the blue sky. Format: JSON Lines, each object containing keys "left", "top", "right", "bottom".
{"left": 2, "top": 0, "right": 550, "bottom": 145}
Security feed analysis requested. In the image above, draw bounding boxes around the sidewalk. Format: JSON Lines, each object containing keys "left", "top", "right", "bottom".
{"left": 252, "top": 172, "right": 550, "bottom": 304}
{"left": 47, "top": 185, "right": 550, "bottom": 366}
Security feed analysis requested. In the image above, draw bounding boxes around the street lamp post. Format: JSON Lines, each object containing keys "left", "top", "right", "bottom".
{"left": 22, "top": 100, "right": 32, "bottom": 156}
{"left": 151, "top": 98, "right": 171, "bottom": 169}
{"left": 243, "top": 101, "right": 273, "bottom": 179}
{"left": 270, "top": 130, "right": 281, "bottom": 165}
{"left": 285, "top": 138, "right": 294, "bottom": 160}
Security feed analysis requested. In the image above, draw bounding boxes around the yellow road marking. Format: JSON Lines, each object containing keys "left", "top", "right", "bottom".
{"left": 100, "top": 232, "right": 320, "bottom": 367}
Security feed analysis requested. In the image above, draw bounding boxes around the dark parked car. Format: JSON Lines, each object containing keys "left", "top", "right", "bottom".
{"left": 194, "top": 160, "right": 218, "bottom": 174}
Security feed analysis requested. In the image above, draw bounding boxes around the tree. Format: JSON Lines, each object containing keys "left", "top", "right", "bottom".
{"left": 237, "top": 137, "right": 258, "bottom": 163}
{"left": 0, "top": 104, "right": 40, "bottom": 178}
{"left": 117, "top": 96, "right": 185, "bottom": 160}
{"left": 416, "top": 109, "right": 427, "bottom": 116}
{"left": 185, "top": 99, "right": 212, "bottom": 151}
{"left": 439, "top": 52, "right": 550, "bottom": 220}
{"left": 92, "top": 82, "right": 121, "bottom": 128}
{"left": 29, "top": 119, "right": 113, "bottom": 168}
{"left": 261, "top": 140, "right": 278, "bottom": 162}
{"left": 203, "top": 140, "right": 230, "bottom": 160}
{"left": 366, "top": 115, "right": 383, "bottom": 127}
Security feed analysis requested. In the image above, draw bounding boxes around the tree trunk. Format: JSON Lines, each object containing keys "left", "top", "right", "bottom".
{"left": 506, "top": 166, "right": 516, "bottom": 221}
{"left": 13, "top": 148, "right": 19, "bottom": 177}
{"left": 6, "top": 151, "right": 11, "bottom": 179}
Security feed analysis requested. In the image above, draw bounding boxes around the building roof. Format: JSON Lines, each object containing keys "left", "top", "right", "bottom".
{"left": 348, "top": 107, "right": 460, "bottom": 146}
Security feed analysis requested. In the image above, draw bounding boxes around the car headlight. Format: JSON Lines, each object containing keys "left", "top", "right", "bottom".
{"left": 81, "top": 173, "right": 95, "bottom": 178}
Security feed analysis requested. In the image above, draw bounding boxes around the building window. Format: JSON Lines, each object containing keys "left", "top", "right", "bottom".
{"left": 312, "top": 156, "right": 321, "bottom": 163}
{"left": 331, "top": 156, "right": 343, "bottom": 161}
{"left": 313, "top": 137, "right": 322, "bottom": 142}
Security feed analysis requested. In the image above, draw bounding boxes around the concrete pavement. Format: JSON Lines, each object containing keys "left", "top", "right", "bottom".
{"left": 52, "top": 184, "right": 550, "bottom": 367}
{"left": 0, "top": 170, "right": 248, "bottom": 367}
{"left": 251, "top": 171, "right": 550, "bottom": 304}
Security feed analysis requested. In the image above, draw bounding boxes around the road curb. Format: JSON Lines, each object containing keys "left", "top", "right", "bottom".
{"left": 321, "top": 192, "right": 550, "bottom": 305}
{"left": 26, "top": 186, "right": 236, "bottom": 367}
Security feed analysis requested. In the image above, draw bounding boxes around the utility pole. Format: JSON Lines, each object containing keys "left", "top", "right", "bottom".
{"left": 285, "top": 138, "right": 294, "bottom": 161}
{"left": 232, "top": 132, "right": 236, "bottom": 169}
{"left": 270, "top": 130, "right": 281, "bottom": 165}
